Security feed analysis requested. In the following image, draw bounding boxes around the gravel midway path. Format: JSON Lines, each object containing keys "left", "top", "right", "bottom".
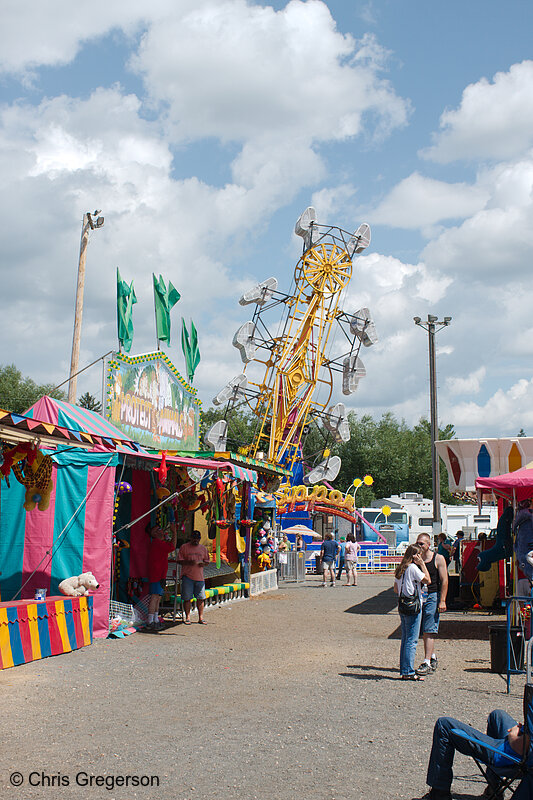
{"left": 0, "top": 574, "right": 523, "bottom": 800}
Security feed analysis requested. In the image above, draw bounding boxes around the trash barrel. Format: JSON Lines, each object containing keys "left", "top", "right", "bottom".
{"left": 488, "top": 624, "right": 524, "bottom": 674}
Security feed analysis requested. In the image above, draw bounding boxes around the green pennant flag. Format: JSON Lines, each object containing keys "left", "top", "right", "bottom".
{"left": 153, "top": 274, "right": 181, "bottom": 345}
{"left": 181, "top": 318, "right": 201, "bottom": 383}
{"left": 116, "top": 268, "right": 137, "bottom": 352}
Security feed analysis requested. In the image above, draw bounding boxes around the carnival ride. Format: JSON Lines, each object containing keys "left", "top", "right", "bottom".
{"left": 206, "top": 207, "right": 377, "bottom": 492}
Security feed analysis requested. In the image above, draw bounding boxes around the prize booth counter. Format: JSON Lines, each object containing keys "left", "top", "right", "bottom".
{"left": 0, "top": 595, "right": 93, "bottom": 670}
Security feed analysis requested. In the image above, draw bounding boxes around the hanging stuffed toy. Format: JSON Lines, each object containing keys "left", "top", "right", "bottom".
{"left": 12, "top": 450, "right": 54, "bottom": 511}
{"left": 155, "top": 451, "right": 168, "bottom": 485}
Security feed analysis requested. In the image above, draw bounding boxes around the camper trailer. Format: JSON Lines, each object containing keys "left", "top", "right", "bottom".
{"left": 371, "top": 493, "right": 498, "bottom": 544}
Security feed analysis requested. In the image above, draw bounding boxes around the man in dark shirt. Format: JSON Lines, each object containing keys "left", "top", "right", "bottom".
{"left": 416, "top": 532, "right": 448, "bottom": 675}
{"left": 320, "top": 532, "right": 339, "bottom": 587}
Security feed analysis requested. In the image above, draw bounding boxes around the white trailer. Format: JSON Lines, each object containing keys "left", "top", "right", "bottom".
{"left": 372, "top": 493, "right": 498, "bottom": 544}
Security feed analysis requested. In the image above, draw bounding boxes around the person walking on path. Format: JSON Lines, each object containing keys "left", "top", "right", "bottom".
{"left": 177, "top": 530, "right": 211, "bottom": 625}
{"left": 336, "top": 536, "right": 346, "bottom": 580}
{"left": 437, "top": 532, "right": 452, "bottom": 568}
{"left": 415, "top": 532, "right": 448, "bottom": 676}
{"left": 394, "top": 543, "right": 430, "bottom": 681}
{"left": 343, "top": 533, "right": 360, "bottom": 585}
{"left": 451, "top": 530, "right": 464, "bottom": 574}
{"left": 320, "top": 532, "right": 339, "bottom": 587}
{"left": 146, "top": 518, "right": 177, "bottom": 630}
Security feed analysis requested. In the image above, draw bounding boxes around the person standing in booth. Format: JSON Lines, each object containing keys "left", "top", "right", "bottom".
{"left": 146, "top": 518, "right": 177, "bottom": 631}
{"left": 177, "top": 530, "right": 211, "bottom": 625}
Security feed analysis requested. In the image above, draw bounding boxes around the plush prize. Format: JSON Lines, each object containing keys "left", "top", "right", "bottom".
{"left": 12, "top": 451, "right": 54, "bottom": 511}
{"left": 257, "top": 552, "right": 271, "bottom": 571}
{"left": 58, "top": 572, "right": 100, "bottom": 597}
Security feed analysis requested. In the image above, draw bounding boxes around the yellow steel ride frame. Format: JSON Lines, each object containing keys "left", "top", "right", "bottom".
{"left": 245, "top": 240, "right": 352, "bottom": 468}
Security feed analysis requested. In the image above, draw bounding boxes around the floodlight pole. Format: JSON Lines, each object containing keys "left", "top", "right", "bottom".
{"left": 68, "top": 211, "right": 104, "bottom": 403}
{"left": 414, "top": 315, "right": 452, "bottom": 532}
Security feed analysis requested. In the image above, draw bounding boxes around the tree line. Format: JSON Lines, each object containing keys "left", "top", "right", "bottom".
{"left": 0, "top": 364, "right": 101, "bottom": 413}
{"left": 201, "top": 405, "right": 459, "bottom": 504}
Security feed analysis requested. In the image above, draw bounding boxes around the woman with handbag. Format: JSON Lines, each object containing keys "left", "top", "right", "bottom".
{"left": 394, "top": 544, "right": 431, "bottom": 681}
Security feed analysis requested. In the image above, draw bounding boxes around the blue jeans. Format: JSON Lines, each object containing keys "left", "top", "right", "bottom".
{"left": 421, "top": 591, "right": 440, "bottom": 634}
{"left": 427, "top": 710, "right": 517, "bottom": 791}
{"left": 399, "top": 610, "right": 422, "bottom": 676}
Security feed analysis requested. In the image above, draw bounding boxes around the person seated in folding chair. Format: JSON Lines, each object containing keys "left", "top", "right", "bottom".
{"left": 423, "top": 684, "right": 533, "bottom": 800}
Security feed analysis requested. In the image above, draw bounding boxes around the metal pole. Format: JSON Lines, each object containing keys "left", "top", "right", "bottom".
{"left": 414, "top": 315, "right": 451, "bottom": 534}
{"left": 68, "top": 211, "right": 104, "bottom": 403}
{"left": 428, "top": 320, "right": 441, "bottom": 527}
{"left": 68, "top": 214, "right": 91, "bottom": 403}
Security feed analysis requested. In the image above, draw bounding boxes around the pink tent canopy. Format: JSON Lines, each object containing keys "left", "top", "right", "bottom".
{"left": 476, "top": 464, "right": 533, "bottom": 503}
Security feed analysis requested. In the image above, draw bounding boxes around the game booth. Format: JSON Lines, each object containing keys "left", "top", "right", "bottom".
{"left": 0, "top": 390, "right": 286, "bottom": 668}
{"left": 0, "top": 401, "right": 135, "bottom": 669}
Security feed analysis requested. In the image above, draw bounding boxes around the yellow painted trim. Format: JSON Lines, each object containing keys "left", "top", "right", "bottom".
{"left": 0, "top": 610, "right": 14, "bottom": 668}
{"left": 27, "top": 604, "right": 42, "bottom": 660}
{"left": 54, "top": 601, "right": 72, "bottom": 653}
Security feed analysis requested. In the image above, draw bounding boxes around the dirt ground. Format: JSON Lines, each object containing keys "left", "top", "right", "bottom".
{"left": 0, "top": 573, "right": 525, "bottom": 800}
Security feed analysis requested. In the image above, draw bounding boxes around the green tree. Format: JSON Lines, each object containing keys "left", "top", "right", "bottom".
{"left": 0, "top": 364, "right": 65, "bottom": 414}
{"left": 518, "top": 428, "right": 526, "bottom": 437}
{"left": 200, "top": 406, "right": 257, "bottom": 452}
{"left": 333, "top": 412, "right": 456, "bottom": 503}
{"left": 78, "top": 392, "right": 102, "bottom": 413}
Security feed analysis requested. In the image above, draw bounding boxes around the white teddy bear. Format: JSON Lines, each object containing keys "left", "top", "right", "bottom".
{"left": 58, "top": 572, "right": 100, "bottom": 597}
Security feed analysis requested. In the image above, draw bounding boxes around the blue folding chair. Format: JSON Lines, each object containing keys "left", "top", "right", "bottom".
{"left": 451, "top": 643, "right": 533, "bottom": 799}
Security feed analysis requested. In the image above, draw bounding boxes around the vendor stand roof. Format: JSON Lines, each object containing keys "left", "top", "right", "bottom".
{"left": 18, "top": 397, "right": 146, "bottom": 453}
{"left": 165, "top": 448, "right": 291, "bottom": 479}
{"left": 476, "top": 462, "right": 533, "bottom": 504}
{"left": 0, "top": 405, "right": 139, "bottom": 451}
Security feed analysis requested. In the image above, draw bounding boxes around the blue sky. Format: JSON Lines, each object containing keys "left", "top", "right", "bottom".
{"left": 1, "top": 0, "right": 533, "bottom": 438}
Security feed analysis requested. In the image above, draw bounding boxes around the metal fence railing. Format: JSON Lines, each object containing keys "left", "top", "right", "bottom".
{"left": 277, "top": 551, "right": 306, "bottom": 583}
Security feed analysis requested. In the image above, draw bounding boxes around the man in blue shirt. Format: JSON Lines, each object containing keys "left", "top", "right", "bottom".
{"left": 424, "top": 708, "right": 530, "bottom": 799}
{"left": 320, "top": 532, "right": 339, "bottom": 587}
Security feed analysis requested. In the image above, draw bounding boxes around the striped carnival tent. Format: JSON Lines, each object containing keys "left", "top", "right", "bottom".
{"left": 0, "top": 397, "right": 141, "bottom": 639}
{"left": 24, "top": 396, "right": 146, "bottom": 451}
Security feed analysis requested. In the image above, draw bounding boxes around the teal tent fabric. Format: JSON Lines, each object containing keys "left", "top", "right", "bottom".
{"left": 0, "top": 480, "right": 27, "bottom": 601}
{"left": 50, "top": 464, "right": 88, "bottom": 594}
{"left": 50, "top": 450, "right": 119, "bottom": 468}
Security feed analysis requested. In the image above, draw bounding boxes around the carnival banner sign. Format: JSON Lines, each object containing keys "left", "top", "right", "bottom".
{"left": 106, "top": 352, "right": 200, "bottom": 450}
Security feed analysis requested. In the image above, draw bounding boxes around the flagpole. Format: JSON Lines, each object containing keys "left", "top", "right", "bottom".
{"left": 153, "top": 274, "right": 160, "bottom": 351}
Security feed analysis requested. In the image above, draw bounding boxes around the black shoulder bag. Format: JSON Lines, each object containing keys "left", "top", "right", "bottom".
{"left": 398, "top": 571, "right": 421, "bottom": 616}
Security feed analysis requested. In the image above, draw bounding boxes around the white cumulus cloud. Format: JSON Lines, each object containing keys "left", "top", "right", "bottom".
{"left": 422, "top": 61, "right": 533, "bottom": 163}
{"left": 370, "top": 172, "right": 489, "bottom": 229}
{"left": 446, "top": 366, "right": 486, "bottom": 396}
